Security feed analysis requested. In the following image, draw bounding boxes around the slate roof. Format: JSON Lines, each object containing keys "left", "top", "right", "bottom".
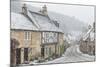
{"left": 11, "top": 1, "right": 63, "bottom": 33}
{"left": 11, "top": 12, "right": 38, "bottom": 30}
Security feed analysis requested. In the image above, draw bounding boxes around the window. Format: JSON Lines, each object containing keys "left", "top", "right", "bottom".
{"left": 24, "top": 32, "right": 31, "bottom": 40}
{"left": 49, "top": 47, "right": 51, "bottom": 56}
{"left": 45, "top": 47, "right": 48, "bottom": 55}
{"left": 42, "top": 32, "right": 58, "bottom": 44}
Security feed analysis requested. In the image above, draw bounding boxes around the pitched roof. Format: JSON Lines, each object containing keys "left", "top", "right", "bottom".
{"left": 82, "top": 27, "right": 94, "bottom": 41}
{"left": 29, "top": 11, "right": 62, "bottom": 32}
{"left": 11, "top": 1, "right": 63, "bottom": 32}
{"left": 11, "top": 12, "right": 38, "bottom": 30}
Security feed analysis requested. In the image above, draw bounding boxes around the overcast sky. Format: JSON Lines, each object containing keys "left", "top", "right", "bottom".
{"left": 12, "top": 0, "right": 95, "bottom": 25}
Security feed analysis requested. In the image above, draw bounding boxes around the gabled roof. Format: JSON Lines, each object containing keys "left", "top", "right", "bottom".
{"left": 29, "top": 11, "right": 62, "bottom": 32}
{"left": 82, "top": 27, "right": 94, "bottom": 41}
{"left": 11, "top": 12, "right": 38, "bottom": 30}
{"left": 11, "top": 1, "right": 63, "bottom": 33}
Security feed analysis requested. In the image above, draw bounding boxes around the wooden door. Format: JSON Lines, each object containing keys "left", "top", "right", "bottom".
{"left": 24, "top": 48, "right": 28, "bottom": 62}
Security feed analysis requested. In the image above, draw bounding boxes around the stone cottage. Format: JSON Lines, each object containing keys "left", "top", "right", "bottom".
{"left": 11, "top": 1, "right": 64, "bottom": 66}
{"left": 79, "top": 23, "right": 95, "bottom": 55}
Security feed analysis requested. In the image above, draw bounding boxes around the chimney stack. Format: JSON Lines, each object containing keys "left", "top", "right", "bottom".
{"left": 22, "top": 4, "right": 28, "bottom": 15}
{"left": 41, "top": 5, "right": 48, "bottom": 16}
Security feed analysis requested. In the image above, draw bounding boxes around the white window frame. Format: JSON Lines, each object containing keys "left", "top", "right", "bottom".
{"left": 42, "top": 32, "right": 58, "bottom": 44}
{"left": 24, "top": 31, "right": 31, "bottom": 40}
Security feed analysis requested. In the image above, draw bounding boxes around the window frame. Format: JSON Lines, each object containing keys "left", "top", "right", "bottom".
{"left": 42, "top": 32, "right": 58, "bottom": 44}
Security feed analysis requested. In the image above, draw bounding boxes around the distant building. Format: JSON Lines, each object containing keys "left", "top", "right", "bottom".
{"left": 11, "top": 3, "right": 64, "bottom": 66}
{"left": 79, "top": 23, "right": 95, "bottom": 55}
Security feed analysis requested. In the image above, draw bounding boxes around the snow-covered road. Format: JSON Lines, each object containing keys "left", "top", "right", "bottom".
{"left": 37, "top": 45, "right": 95, "bottom": 64}
{"left": 19, "top": 45, "right": 95, "bottom": 66}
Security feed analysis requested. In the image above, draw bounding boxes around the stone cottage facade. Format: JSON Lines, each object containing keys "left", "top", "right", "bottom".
{"left": 79, "top": 23, "right": 95, "bottom": 55}
{"left": 11, "top": 1, "right": 64, "bottom": 66}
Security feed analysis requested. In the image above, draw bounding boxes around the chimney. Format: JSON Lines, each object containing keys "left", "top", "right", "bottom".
{"left": 22, "top": 4, "right": 28, "bottom": 15}
{"left": 41, "top": 5, "right": 48, "bottom": 16}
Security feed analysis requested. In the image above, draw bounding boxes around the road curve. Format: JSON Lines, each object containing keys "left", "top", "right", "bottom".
{"left": 41, "top": 45, "right": 95, "bottom": 64}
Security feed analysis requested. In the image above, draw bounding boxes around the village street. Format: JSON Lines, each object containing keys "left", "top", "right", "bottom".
{"left": 30, "top": 44, "right": 95, "bottom": 65}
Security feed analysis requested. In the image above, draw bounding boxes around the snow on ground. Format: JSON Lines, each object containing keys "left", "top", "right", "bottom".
{"left": 30, "top": 45, "right": 95, "bottom": 65}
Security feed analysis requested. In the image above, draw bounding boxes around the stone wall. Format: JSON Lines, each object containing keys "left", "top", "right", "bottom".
{"left": 79, "top": 40, "right": 95, "bottom": 55}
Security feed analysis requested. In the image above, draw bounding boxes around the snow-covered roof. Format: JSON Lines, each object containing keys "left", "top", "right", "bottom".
{"left": 11, "top": 12, "right": 38, "bottom": 30}
{"left": 11, "top": 1, "right": 63, "bottom": 33}
{"left": 29, "top": 11, "right": 62, "bottom": 32}
{"left": 82, "top": 28, "right": 94, "bottom": 41}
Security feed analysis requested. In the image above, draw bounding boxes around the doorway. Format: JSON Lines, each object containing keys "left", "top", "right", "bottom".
{"left": 24, "top": 48, "right": 28, "bottom": 63}
{"left": 11, "top": 38, "right": 20, "bottom": 65}
{"left": 41, "top": 47, "right": 44, "bottom": 57}
{"left": 16, "top": 48, "right": 21, "bottom": 64}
